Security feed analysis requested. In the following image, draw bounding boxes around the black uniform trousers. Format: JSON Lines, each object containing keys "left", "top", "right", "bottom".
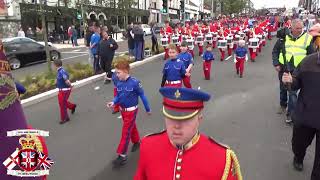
{"left": 100, "top": 56, "right": 113, "bottom": 78}
{"left": 292, "top": 123, "right": 320, "bottom": 180}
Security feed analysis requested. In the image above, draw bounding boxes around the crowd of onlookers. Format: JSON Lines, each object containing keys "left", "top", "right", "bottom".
{"left": 84, "top": 21, "right": 159, "bottom": 84}
{"left": 17, "top": 25, "right": 80, "bottom": 47}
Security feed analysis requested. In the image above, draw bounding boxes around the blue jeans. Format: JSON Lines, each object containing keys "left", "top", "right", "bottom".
{"left": 93, "top": 55, "right": 101, "bottom": 74}
{"left": 279, "top": 72, "right": 298, "bottom": 115}
{"left": 134, "top": 41, "right": 144, "bottom": 61}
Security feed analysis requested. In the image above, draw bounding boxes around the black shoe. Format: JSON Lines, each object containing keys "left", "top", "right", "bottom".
{"left": 112, "top": 155, "right": 127, "bottom": 167}
{"left": 112, "top": 110, "right": 119, "bottom": 114}
{"left": 236, "top": 70, "right": 239, "bottom": 75}
{"left": 104, "top": 79, "right": 111, "bottom": 84}
{"left": 286, "top": 114, "right": 293, "bottom": 124}
{"left": 239, "top": 74, "right": 243, "bottom": 78}
{"left": 71, "top": 105, "right": 77, "bottom": 114}
{"left": 131, "top": 142, "right": 140, "bottom": 152}
{"left": 293, "top": 157, "right": 303, "bottom": 171}
{"left": 59, "top": 117, "right": 70, "bottom": 124}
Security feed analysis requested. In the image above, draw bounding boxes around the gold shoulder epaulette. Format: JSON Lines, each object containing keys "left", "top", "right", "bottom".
{"left": 222, "top": 149, "right": 243, "bottom": 180}
{"left": 208, "top": 136, "right": 230, "bottom": 149}
{"left": 144, "top": 129, "right": 166, "bottom": 138}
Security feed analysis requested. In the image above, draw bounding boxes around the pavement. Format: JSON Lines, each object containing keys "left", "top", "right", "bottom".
{"left": 12, "top": 36, "right": 152, "bottom": 80}
{"left": 52, "top": 33, "right": 124, "bottom": 49}
{"left": 22, "top": 39, "right": 315, "bottom": 180}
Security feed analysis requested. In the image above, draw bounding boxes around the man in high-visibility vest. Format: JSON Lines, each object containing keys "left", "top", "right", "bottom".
{"left": 272, "top": 18, "right": 315, "bottom": 124}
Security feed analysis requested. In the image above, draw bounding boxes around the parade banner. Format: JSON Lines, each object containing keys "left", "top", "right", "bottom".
{"left": 0, "top": 0, "right": 7, "bottom": 16}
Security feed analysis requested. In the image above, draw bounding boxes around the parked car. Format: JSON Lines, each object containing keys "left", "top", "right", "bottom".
{"left": 141, "top": 24, "right": 152, "bottom": 36}
{"left": 2, "top": 37, "right": 61, "bottom": 70}
{"left": 154, "top": 23, "right": 165, "bottom": 34}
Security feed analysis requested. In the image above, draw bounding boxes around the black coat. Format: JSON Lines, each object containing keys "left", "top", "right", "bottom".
{"left": 291, "top": 52, "right": 320, "bottom": 130}
{"left": 127, "top": 28, "right": 135, "bottom": 49}
{"left": 97, "top": 37, "right": 118, "bottom": 60}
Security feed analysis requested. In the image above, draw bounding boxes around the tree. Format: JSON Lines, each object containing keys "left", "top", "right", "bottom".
{"left": 221, "top": 0, "right": 246, "bottom": 15}
{"left": 39, "top": 0, "right": 51, "bottom": 72}
{"left": 117, "top": 0, "right": 137, "bottom": 26}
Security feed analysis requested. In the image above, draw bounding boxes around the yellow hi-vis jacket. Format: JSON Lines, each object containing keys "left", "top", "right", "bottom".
{"left": 279, "top": 33, "right": 312, "bottom": 67}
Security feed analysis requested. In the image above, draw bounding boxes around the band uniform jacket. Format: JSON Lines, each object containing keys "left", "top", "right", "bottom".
{"left": 134, "top": 131, "right": 242, "bottom": 180}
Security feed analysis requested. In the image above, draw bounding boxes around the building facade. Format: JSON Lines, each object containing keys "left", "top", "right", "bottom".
{"left": 0, "top": 0, "right": 151, "bottom": 38}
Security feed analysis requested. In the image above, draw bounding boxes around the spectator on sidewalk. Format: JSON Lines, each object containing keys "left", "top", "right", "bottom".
{"left": 72, "top": 25, "right": 78, "bottom": 47}
{"left": 150, "top": 22, "right": 159, "bottom": 54}
{"left": 17, "top": 27, "right": 25, "bottom": 37}
{"left": 281, "top": 23, "right": 320, "bottom": 180}
{"left": 133, "top": 22, "right": 144, "bottom": 61}
{"left": 58, "top": 25, "right": 65, "bottom": 44}
{"left": 127, "top": 22, "right": 135, "bottom": 59}
{"left": 68, "top": 26, "right": 73, "bottom": 45}
{"left": 90, "top": 26, "right": 101, "bottom": 74}
{"left": 36, "top": 27, "right": 44, "bottom": 41}
{"left": 86, "top": 25, "right": 94, "bottom": 67}
{"left": 26, "top": 27, "right": 34, "bottom": 39}
{"left": 98, "top": 30, "right": 118, "bottom": 84}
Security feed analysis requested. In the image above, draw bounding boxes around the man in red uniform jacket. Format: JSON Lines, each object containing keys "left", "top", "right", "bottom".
{"left": 134, "top": 87, "right": 243, "bottom": 180}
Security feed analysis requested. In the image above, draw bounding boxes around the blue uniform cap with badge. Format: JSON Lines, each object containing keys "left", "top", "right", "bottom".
{"left": 159, "top": 87, "right": 211, "bottom": 121}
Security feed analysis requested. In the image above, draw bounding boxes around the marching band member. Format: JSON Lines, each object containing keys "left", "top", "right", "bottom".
{"left": 161, "top": 44, "right": 190, "bottom": 88}
{"left": 202, "top": 45, "right": 215, "bottom": 80}
{"left": 231, "top": 23, "right": 241, "bottom": 50}
{"left": 218, "top": 26, "right": 228, "bottom": 61}
{"left": 209, "top": 20, "right": 218, "bottom": 48}
{"left": 106, "top": 59, "right": 151, "bottom": 167}
{"left": 174, "top": 25, "right": 181, "bottom": 53}
{"left": 161, "top": 20, "right": 173, "bottom": 60}
{"left": 193, "top": 20, "right": 204, "bottom": 56}
{"left": 188, "top": 23, "right": 195, "bottom": 58}
{"left": 253, "top": 21, "right": 264, "bottom": 53}
{"left": 177, "top": 41, "right": 194, "bottom": 88}
{"left": 234, "top": 40, "right": 248, "bottom": 78}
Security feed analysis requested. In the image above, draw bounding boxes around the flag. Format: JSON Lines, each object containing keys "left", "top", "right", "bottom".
{"left": 38, "top": 152, "right": 54, "bottom": 170}
{"left": 3, "top": 149, "right": 19, "bottom": 170}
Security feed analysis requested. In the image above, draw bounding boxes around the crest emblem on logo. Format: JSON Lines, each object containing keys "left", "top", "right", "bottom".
{"left": 3, "top": 129, "right": 54, "bottom": 177}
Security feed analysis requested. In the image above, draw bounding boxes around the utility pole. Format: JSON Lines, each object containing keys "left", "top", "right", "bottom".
{"left": 39, "top": 0, "right": 52, "bottom": 72}
{"left": 211, "top": 0, "right": 214, "bottom": 18}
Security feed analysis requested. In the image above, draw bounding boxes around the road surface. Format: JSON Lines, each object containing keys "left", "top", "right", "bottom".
{"left": 23, "top": 39, "right": 315, "bottom": 180}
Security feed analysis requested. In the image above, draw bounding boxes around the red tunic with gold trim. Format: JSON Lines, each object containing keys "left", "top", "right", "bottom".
{"left": 161, "top": 26, "right": 173, "bottom": 42}
{"left": 201, "top": 25, "right": 208, "bottom": 34}
{"left": 254, "top": 27, "right": 263, "bottom": 35}
{"left": 210, "top": 24, "right": 218, "bottom": 33}
{"left": 134, "top": 131, "right": 242, "bottom": 180}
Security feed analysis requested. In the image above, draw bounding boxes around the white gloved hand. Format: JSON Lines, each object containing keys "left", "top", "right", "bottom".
{"left": 234, "top": 57, "right": 237, "bottom": 63}
{"left": 245, "top": 54, "right": 248, "bottom": 62}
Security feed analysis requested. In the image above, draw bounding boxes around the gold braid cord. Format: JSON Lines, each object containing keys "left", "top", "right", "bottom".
{"left": 221, "top": 149, "right": 243, "bottom": 180}
{"left": 230, "top": 150, "right": 243, "bottom": 180}
{"left": 221, "top": 149, "right": 231, "bottom": 180}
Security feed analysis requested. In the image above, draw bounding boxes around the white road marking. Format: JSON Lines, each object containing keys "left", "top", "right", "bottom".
{"left": 72, "top": 49, "right": 82, "bottom": 52}
{"left": 225, "top": 56, "right": 232, "bottom": 61}
{"left": 61, "top": 51, "right": 87, "bottom": 54}
{"left": 61, "top": 54, "right": 88, "bottom": 61}
{"left": 117, "top": 115, "right": 122, "bottom": 119}
{"left": 94, "top": 86, "right": 100, "bottom": 90}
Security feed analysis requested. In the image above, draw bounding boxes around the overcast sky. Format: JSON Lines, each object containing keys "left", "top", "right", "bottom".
{"left": 253, "top": 0, "right": 300, "bottom": 9}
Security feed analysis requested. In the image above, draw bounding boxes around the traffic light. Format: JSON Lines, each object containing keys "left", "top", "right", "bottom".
{"left": 162, "top": 0, "right": 168, "bottom": 14}
{"left": 180, "top": 0, "right": 185, "bottom": 12}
